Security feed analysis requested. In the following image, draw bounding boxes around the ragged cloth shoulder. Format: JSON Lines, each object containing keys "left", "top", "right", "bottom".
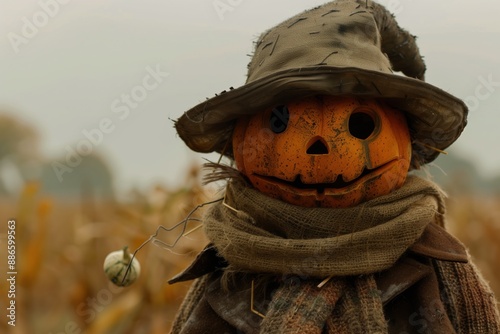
{"left": 169, "top": 223, "right": 468, "bottom": 334}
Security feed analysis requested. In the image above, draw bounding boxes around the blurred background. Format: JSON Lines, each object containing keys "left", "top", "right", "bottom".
{"left": 0, "top": 0, "right": 499, "bottom": 333}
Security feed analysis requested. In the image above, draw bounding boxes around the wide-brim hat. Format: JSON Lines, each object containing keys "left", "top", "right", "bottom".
{"left": 175, "top": 0, "right": 467, "bottom": 167}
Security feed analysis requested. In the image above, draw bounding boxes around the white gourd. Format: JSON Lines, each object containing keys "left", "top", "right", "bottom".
{"left": 103, "top": 246, "right": 140, "bottom": 287}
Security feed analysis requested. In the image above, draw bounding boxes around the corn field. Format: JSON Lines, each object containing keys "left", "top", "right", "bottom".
{"left": 0, "top": 167, "right": 499, "bottom": 334}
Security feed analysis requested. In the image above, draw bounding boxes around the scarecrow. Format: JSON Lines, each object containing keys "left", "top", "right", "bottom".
{"left": 169, "top": 0, "right": 500, "bottom": 332}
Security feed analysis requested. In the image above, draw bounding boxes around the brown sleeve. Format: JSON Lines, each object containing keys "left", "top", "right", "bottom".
{"left": 433, "top": 257, "right": 500, "bottom": 333}
{"left": 169, "top": 276, "right": 208, "bottom": 334}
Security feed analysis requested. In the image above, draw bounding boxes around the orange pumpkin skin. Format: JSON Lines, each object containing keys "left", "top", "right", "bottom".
{"left": 232, "top": 96, "right": 412, "bottom": 208}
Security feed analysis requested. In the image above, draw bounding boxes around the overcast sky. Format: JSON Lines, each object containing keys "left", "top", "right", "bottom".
{"left": 1, "top": 0, "right": 499, "bottom": 192}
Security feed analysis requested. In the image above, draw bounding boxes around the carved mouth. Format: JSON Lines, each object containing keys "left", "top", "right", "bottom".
{"left": 253, "top": 160, "right": 397, "bottom": 196}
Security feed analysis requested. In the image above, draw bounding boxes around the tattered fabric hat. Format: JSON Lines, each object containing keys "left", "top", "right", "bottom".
{"left": 175, "top": 0, "right": 467, "bottom": 167}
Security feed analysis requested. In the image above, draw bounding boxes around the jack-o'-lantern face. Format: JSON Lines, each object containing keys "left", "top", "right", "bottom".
{"left": 232, "top": 96, "right": 411, "bottom": 208}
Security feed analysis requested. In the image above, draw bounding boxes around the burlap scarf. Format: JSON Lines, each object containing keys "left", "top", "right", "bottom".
{"left": 206, "top": 175, "right": 444, "bottom": 277}
{"left": 202, "top": 175, "right": 445, "bottom": 333}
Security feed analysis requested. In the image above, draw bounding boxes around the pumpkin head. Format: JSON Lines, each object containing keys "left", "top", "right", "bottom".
{"left": 232, "top": 96, "right": 412, "bottom": 208}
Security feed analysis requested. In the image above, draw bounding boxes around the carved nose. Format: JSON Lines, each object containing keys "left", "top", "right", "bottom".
{"left": 306, "top": 137, "right": 329, "bottom": 155}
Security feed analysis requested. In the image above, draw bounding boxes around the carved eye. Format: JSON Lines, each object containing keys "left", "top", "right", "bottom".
{"left": 269, "top": 105, "right": 289, "bottom": 134}
{"left": 348, "top": 110, "right": 377, "bottom": 140}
